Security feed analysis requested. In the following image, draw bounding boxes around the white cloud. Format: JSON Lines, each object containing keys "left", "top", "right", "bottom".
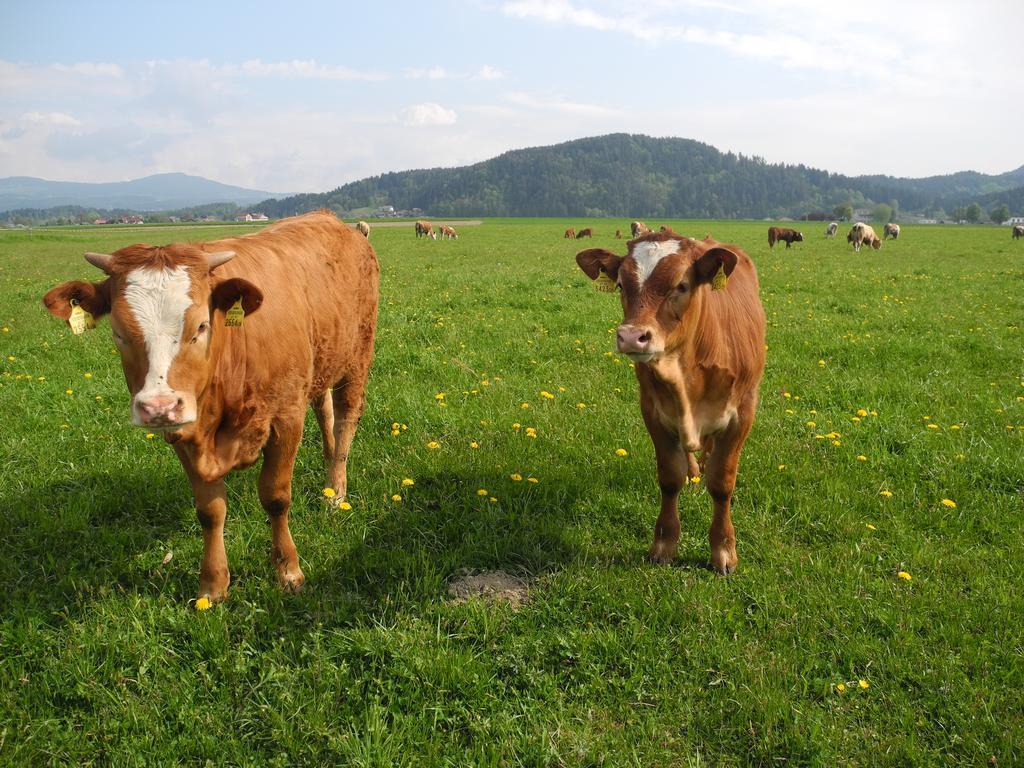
{"left": 236, "top": 58, "right": 388, "bottom": 81}
{"left": 22, "top": 112, "right": 82, "bottom": 128}
{"left": 406, "top": 66, "right": 450, "bottom": 80}
{"left": 400, "top": 103, "right": 458, "bottom": 127}
{"left": 474, "top": 65, "right": 505, "bottom": 81}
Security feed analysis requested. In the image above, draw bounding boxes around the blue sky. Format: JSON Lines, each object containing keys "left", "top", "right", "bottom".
{"left": 2, "top": 0, "right": 1020, "bottom": 193}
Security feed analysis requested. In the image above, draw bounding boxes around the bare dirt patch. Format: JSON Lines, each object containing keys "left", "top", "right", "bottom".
{"left": 447, "top": 571, "right": 530, "bottom": 607}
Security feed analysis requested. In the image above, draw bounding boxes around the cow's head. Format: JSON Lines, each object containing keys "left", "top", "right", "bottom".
{"left": 795, "top": 231, "right": 804, "bottom": 242}
{"left": 43, "top": 244, "right": 263, "bottom": 429}
{"left": 576, "top": 233, "right": 738, "bottom": 364}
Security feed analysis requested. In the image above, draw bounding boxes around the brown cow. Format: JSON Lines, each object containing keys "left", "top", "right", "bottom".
{"left": 564, "top": 227, "right": 576, "bottom": 239}
{"left": 768, "top": 226, "right": 804, "bottom": 249}
{"left": 415, "top": 220, "right": 437, "bottom": 239}
{"left": 631, "top": 221, "right": 650, "bottom": 238}
{"left": 848, "top": 222, "right": 882, "bottom": 252}
{"left": 575, "top": 228, "right": 593, "bottom": 239}
{"left": 42, "top": 211, "right": 380, "bottom": 602}
{"left": 439, "top": 224, "right": 458, "bottom": 240}
{"left": 883, "top": 223, "right": 900, "bottom": 240}
{"left": 1012, "top": 224, "right": 1023, "bottom": 240}
{"left": 576, "top": 231, "right": 766, "bottom": 574}
{"left": 356, "top": 220, "right": 370, "bottom": 238}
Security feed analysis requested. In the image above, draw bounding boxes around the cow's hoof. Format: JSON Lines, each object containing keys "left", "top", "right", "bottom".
{"left": 278, "top": 568, "right": 305, "bottom": 594}
{"left": 198, "top": 578, "right": 230, "bottom": 603}
{"left": 325, "top": 493, "right": 348, "bottom": 509}
{"left": 648, "top": 541, "right": 678, "bottom": 564}
{"left": 710, "top": 547, "right": 738, "bottom": 575}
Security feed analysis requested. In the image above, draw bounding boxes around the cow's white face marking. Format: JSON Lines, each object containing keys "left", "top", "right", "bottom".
{"left": 123, "top": 266, "right": 193, "bottom": 401}
{"left": 630, "top": 240, "right": 680, "bottom": 284}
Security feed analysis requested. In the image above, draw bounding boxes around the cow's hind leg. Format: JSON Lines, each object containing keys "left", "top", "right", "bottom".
{"left": 704, "top": 404, "right": 756, "bottom": 575}
{"left": 312, "top": 390, "right": 336, "bottom": 470}
{"left": 259, "top": 416, "right": 305, "bottom": 592}
{"left": 326, "top": 372, "right": 369, "bottom": 503}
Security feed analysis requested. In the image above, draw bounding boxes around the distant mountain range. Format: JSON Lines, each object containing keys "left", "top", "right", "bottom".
{"left": 0, "top": 173, "right": 280, "bottom": 213}
{"left": 4, "top": 135, "right": 1023, "bottom": 221}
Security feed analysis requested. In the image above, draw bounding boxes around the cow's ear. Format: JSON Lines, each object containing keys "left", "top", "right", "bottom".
{"left": 693, "top": 246, "right": 739, "bottom": 285}
{"left": 576, "top": 248, "right": 622, "bottom": 281}
{"left": 211, "top": 277, "right": 263, "bottom": 317}
{"left": 43, "top": 280, "right": 112, "bottom": 323}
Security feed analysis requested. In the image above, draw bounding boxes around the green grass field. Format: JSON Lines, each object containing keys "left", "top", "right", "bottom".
{"left": 1, "top": 219, "right": 1022, "bottom": 765}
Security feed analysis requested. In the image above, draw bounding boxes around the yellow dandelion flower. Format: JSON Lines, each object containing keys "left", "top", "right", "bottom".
{"left": 322, "top": 488, "right": 336, "bottom": 497}
{"left": 778, "top": 464, "right": 786, "bottom": 470}
{"left": 511, "top": 473, "right": 523, "bottom": 481}
{"left": 146, "top": 433, "right": 155, "bottom": 440}
{"left": 195, "top": 597, "right": 212, "bottom": 611}
{"left": 427, "top": 441, "right": 440, "bottom": 449}
{"left": 859, "top": 679, "right": 869, "bottom": 689}
{"left": 83, "top": 372, "right": 93, "bottom": 379}
{"left": 941, "top": 498, "right": 956, "bottom": 508}
{"left": 391, "top": 494, "right": 402, "bottom": 502}
{"left": 851, "top": 417, "right": 861, "bottom": 423}
{"left": 521, "top": 402, "right": 530, "bottom": 409}
{"left": 401, "top": 478, "right": 415, "bottom": 487}
{"left": 832, "top": 440, "right": 841, "bottom": 446}
{"left": 540, "top": 391, "right": 555, "bottom": 399}
{"left": 690, "top": 476, "right": 701, "bottom": 484}
{"left": 392, "top": 422, "right": 400, "bottom": 430}
{"left": 489, "top": 497, "right": 497, "bottom": 503}
{"left": 65, "top": 389, "right": 73, "bottom": 395}
{"left": 6, "top": 356, "right": 14, "bottom": 362}
{"left": 806, "top": 421, "right": 816, "bottom": 428}
{"left": 615, "top": 448, "right": 628, "bottom": 457}
{"left": 783, "top": 392, "right": 791, "bottom": 398}
{"left": 866, "top": 523, "right": 876, "bottom": 530}
{"left": 577, "top": 402, "right": 586, "bottom": 409}
{"left": 527, "top": 477, "right": 539, "bottom": 484}
{"left": 339, "top": 501, "right": 352, "bottom": 510}
{"left": 391, "top": 429, "right": 400, "bottom": 437}
{"left": 949, "top": 425, "right": 961, "bottom": 430}
{"left": 477, "top": 489, "right": 488, "bottom": 496}
{"left": 856, "top": 455, "right": 867, "bottom": 461}
{"left": 856, "top": 409, "right": 868, "bottom": 417}
{"left": 880, "top": 490, "right": 893, "bottom": 497}
{"left": 434, "top": 392, "right": 445, "bottom": 400}
{"left": 835, "top": 683, "right": 846, "bottom": 693}
{"left": 897, "top": 571, "right": 912, "bottom": 580}
{"left": 512, "top": 423, "right": 521, "bottom": 430}
{"left": 470, "top": 441, "right": 479, "bottom": 449}
{"left": 926, "top": 424, "right": 939, "bottom": 430}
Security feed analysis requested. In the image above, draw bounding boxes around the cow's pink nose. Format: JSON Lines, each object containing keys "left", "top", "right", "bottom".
{"left": 617, "top": 326, "right": 652, "bottom": 354}
{"left": 137, "top": 394, "right": 184, "bottom": 422}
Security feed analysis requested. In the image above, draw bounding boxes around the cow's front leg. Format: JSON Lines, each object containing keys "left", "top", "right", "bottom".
{"left": 191, "top": 476, "right": 231, "bottom": 601}
{"left": 641, "top": 409, "right": 689, "bottom": 564}
{"left": 703, "top": 409, "right": 755, "bottom": 575}
{"left": 259, "top": 417, "right": 305, "bottom": 592}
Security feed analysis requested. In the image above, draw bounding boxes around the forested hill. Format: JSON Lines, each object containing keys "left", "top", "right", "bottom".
{"left": 256, "top": 134, "right": 1024, "bottom": 219}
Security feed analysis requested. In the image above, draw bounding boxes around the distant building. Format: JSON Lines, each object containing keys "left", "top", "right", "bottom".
{"left": 236, "top": 213, "right": 269, "bottom": 222}
{"left": 1008, "top": 216, "right": 1024, "bottom": 226}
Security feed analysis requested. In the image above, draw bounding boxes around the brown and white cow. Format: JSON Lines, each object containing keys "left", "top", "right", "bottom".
{"left": 768, "top": 226, "right": 803, "bottom": 249}
{"left": 848, "top": 222, "right": 882, "bottom": 252}
{"left": 356, "top": 220, "right": 370, "bottom": 238}
{"left": 1012, "top": 224, "right": 1023, "bottom": 240}
{"left": 826, "top": 222, "right": 838, "bottom": 238}
{"left": 415, "top": 220, "right": 437, "bottom": 239}
{"left": 564, "top": 227, "right": 576, "bottom": 239}
{"left": 576, "top": 232, "right": 766, "bottom": 574}
{"left": 883, "top": 223, "right": 900, "bottom": 240}
{"left": 439, "top": 224, "right": 458, "bottom": 240}
{"left": 42, "top": 211, "right": 379, "bottom": 602}
{"left": 575, "top": 228, "right": 593, "bottom": 239}
{"left": 631, "top": 221, "right": 650, "bottom": 238}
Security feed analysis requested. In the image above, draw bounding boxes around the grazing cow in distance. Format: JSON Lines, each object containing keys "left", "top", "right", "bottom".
{"left": 575, "top": 228, "right": 593, "bottom": 239}
{"left": 42, "top": 211, "right": 380, "bottom": 602}
{"left": 415, "top": 220, "right": 437, "bottom": 240}
{"left": 631, "top": 220, "right": 650, "bottom": 238}
{"left": 883, "top": 223, "right": 900, "bottom": 240}
{"left": 575, "top": 231, "right": 766, "bottom": 574}
{"left": 356, "top": 221, "right": 370, "bottom": 238}
{"left": 439, "top": 224, "right": 458, "bottom": 240}
{"left": 1012, "top": 224, "right": 1024, "bottom": 240}
{"left": 564, "top": 227, "right": 576, "bottom": 239}
{"left": 848, "top": 222, "right": 882, "bottom": 252}
{"left": 826, "top": 222, "right": 838, "bottom": 238}
{"left": 768, "top": 226, "right": 804, "bottom": 249}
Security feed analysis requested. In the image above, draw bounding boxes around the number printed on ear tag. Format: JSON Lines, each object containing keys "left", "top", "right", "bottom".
{"left": 594, "top": 272, "right": 616, "bottom": 293}
{"left": 224, "top": 298, "right": 245, "bottom": 328}
{"left": 69, "top": 300, "right": 95, "bottom": 335}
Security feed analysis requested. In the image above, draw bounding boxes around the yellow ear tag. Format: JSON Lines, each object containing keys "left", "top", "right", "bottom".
{"left": 68, "top": 300, "right": 95, "bottom": 335}
{"left": 711, "top": 264, "right": 728, "bottom": 291}
{"left": 594, "top": 271, "right": 616, "bottom": 293}
{"left": 224, "top": 298, "right": 245, "bottom": 328}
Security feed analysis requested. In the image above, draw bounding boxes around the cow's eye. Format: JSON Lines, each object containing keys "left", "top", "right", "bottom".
{"left": 191, "top": 321, "right": 210, "bottom": 344}
{"left": 676, "top": 282, "right": 689, "bottom": 293}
